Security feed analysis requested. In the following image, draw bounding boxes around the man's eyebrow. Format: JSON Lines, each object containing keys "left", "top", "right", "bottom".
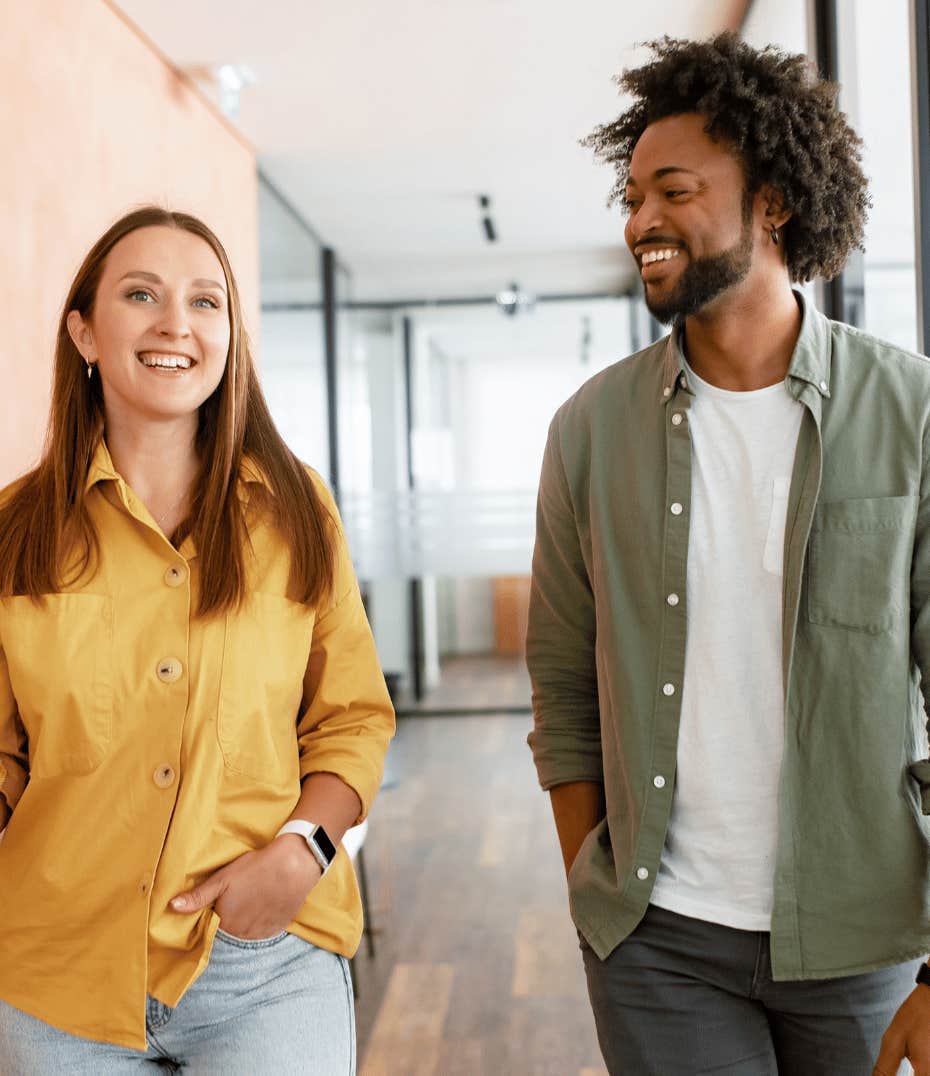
{"left": 626, "top": 166, "right": 702, "bottom": 188}
{"left": 118, "top": 270, "right": 227, "bottom": 293}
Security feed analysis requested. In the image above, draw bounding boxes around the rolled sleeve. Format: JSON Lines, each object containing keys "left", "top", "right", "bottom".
{"left": 0, "top": 644, "right": 28, "bottom": 817}
{"left": 526, "top": 413, "right": 603, "bottom": 791}
{"left": 296, "top": 482, "right": 394, "bottom": 823}
{"left": 909, "top": 418, "right": 930, "bottom": 812}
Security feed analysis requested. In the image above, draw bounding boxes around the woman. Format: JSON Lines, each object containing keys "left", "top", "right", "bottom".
{"left": 0, "top": 207, "right": 394, "bottom": 1074}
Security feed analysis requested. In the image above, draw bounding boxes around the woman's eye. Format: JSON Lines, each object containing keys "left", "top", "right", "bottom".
{"left": 127, "top": 289, "right": 154, "bottom": 302}
{"left": 192, "top": 296, "right": 219, "bottom": 309}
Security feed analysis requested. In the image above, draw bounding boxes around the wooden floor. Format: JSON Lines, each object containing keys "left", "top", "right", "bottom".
{"left": 353, "top": 714, "right": 607, "bottom": 1076}
{"left": 395, "top": 655, "right": 533, "bottom": 714}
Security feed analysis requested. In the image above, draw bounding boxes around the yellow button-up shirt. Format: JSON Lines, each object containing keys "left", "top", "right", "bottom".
{"left": 0, "top": 440, "right": 395, "bottom": 1049}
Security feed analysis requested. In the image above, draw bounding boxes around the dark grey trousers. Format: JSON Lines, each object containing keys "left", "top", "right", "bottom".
{"left": 581, "top": 903, "right": 918, "bottom": 1076}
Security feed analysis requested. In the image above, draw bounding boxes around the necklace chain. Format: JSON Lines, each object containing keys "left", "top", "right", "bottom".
{"left": 153, "top": 483, "right": 192, "bottom": 531}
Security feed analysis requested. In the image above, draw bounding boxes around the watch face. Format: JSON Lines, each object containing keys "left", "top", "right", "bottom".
{"left": 314, "top": 826, "right": 337, "bottom": 865}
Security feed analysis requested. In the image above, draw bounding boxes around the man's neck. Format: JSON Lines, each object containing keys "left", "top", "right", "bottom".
{"left": 682, "top": 280, "right": 802, "bottom": 391}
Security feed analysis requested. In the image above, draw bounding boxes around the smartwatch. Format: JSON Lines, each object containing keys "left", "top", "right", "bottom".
{"left": 915, "top": 963, "right": 930, "bottom": 988}
{"left": 275, "top": 820, "right": 337, "bottom": 874}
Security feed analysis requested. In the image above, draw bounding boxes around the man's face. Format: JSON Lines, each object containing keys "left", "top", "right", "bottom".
{"left": 623, "top": 113, "right": 757, "bottom": 324}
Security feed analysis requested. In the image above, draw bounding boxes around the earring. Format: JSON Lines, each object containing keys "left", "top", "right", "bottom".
{"left": 770, "top": 224, "right": 779, "bottom": 246}
{"left": 86, "top": 362, "right": 94, "bottom": 380}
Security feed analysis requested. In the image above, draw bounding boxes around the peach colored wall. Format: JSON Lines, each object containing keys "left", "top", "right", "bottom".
{"left": 0, "top": 0, "right": 259, "bottom": 486}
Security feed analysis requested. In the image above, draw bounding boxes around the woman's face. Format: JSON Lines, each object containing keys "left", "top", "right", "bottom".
{"left": 68, "top": 225, "right": 231, "bottom": 430}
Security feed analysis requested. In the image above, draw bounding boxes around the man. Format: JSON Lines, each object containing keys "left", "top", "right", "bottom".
{"left": 526, "top": 33, "right": 930, "bottom": 1076}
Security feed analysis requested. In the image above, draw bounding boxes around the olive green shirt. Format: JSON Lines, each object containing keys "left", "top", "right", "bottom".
{"left": 527, "top": 291, "right": 930, "bottom": 979}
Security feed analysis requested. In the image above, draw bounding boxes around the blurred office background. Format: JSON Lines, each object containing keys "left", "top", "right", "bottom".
{"left": 2, "top": 1, "right": 927, "bottom": 1071}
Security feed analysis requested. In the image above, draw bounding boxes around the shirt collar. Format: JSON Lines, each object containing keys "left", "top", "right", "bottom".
{"left": 84, "top": 438, "right": 121, "bottom": 492}
{"left": 84, "top": 438, "right": 272, "bottom": 496}
{"left": 659, "top": 288, "right": 832, "bottom": 405}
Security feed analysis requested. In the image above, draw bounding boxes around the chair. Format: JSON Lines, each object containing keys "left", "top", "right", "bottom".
{"left": 342, "top": 819, "right": 376, "bottom": 997}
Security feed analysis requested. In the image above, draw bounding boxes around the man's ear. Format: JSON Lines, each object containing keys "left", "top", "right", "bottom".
{"left": 760, "top": 185, "right": 792, "bottom": 230}
{"left": 66, "top": 310, "right": 96, "bottom": 362}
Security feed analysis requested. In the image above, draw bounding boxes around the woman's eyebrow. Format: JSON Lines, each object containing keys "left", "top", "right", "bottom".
{"left": 118, "top": 270, "right": 226, "bottom": 293}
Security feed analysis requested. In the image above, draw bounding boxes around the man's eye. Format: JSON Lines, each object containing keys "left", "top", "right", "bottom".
{"left": 666, "top": 190, "right": 690, "bottom": 199}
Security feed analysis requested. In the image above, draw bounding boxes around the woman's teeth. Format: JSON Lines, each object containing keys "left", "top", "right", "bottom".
{"left": 138, "top": 353, "right": 193, "bottom": 369}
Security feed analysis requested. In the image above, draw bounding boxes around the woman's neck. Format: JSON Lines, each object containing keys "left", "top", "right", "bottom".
{"left": 104, "top": 415, "right": 200, "bottom": 535}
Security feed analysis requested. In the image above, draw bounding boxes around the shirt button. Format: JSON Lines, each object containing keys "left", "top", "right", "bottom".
{"left": 153, "top": 764, "right": 176, "bottom": 789}
{"left": 164, "top": 565, "right": 187, "bottom": 587}
{"left": 653, "top": 775, "right": 666, "bottom": 789}
{"left": 156, "top": 658, "right": 183, "bottom": 684}
{"left": 662, "top": 386, "right": 672, "bottom": 398}
{"left": 636, "top": 867, "right": 649, "bottom": 880}
{"left": 671, "top": 413, "right": 684, "bottom": 426}
{"left": 666, "top": 593, "right": 680, "bottom": 607}
{"left": 670, "top": 502, "right": 683, "bottom": 516}
{"left": 679, "top": 374, "right": 687, "bottom": 388}
{"left": 819, "top": 380, "right": 828, "bottom": 392}
{"left": 662, "top": 682, "right": 676, "bottom": 696}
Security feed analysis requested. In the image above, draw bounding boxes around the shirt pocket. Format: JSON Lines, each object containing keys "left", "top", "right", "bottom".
{"left": 807, "top": 495, "right": 916, "bottom": 634}
{"left": 763, "top": 477, "right": 792, "bottom": 576}
{"left": 217, "top": 592, "right": 314, "bottom": 784}
{"left": 3, "top": 593, "right": 113, "bottom": 776}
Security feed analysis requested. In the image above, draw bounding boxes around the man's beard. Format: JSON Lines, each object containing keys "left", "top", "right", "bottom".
{"left": 644, "top": 211, "right": 754, "bottom": 325}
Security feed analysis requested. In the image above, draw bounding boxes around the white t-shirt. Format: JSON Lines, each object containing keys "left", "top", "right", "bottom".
{"left": 649, "top": 360, "right": 804, "bottom": 930}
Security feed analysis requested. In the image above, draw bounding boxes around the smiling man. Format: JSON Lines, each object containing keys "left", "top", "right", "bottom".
{"left": 526, "top": 34, "right": 930, "bottom": 1076}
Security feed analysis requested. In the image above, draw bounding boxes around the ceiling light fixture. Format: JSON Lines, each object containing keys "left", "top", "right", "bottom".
{"left": 496, "top": 282, "right": 535, "bottom": 317}
{"left": 478, "top": 194, "right": 497, "bottom": 243}
{"left": 215, "top": 64, "right": 256, "bottom": 120}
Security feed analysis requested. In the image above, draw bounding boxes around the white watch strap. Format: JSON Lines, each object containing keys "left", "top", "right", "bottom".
{"left": 275, "top": 820, "right": 331, "bottom": 873}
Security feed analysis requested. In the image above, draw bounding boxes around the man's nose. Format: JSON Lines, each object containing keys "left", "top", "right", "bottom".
{"left": 630, "top": 193, "right": 666, "bottom": 240}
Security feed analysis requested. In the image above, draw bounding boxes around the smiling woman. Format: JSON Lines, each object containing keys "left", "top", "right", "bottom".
{"left": 0, "top": 207, "right": 394, "bottom": 1073}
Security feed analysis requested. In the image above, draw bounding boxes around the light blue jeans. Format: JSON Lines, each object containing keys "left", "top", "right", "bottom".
{"left": 0, "top": 929, "right": 355, "bottom": 1075}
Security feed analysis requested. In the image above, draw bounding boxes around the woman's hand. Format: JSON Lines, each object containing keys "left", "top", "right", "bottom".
{"left": 169, "top": 835, "right": 322, "bottom": 939}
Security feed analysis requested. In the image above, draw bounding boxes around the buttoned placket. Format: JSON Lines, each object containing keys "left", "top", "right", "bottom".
{"left": 629, "top": 362, "right": 695, "bottom": 897}
{"left": 769, "top": 376, "right": 825, "bottom": 978}
{"left": 113, "top": 481, "right": 194, "bottom": 899}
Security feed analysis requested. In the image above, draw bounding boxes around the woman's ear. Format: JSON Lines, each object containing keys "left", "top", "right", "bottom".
{"left": 66, "top": 310, "right": 96, "bottom": 362}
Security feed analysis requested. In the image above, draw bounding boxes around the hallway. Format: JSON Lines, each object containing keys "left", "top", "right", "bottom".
{"left": 354, "top": 714, "right": 607, "bottom": 1075}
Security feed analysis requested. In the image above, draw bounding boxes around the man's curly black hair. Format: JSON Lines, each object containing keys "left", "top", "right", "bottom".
{"left": 583, "top": 33, "right": 870, "bottom": 283}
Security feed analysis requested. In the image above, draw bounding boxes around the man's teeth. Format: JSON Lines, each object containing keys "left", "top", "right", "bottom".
{"left": 139, "top": 354, "right": 192, "bottom": 369}
{"left": 641, "top": 249, "right": 681, "bottom": 265}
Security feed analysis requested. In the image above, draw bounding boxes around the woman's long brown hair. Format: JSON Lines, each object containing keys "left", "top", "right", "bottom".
{"left": 0, "top": 206, "right": 336, "bottom": 615}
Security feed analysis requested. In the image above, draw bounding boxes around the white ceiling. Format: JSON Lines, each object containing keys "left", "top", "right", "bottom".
{"left": 115, "top": 0, "right": 749, "bottom": 301}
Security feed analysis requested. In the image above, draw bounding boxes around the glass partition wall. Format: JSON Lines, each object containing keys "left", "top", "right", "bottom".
{"left": 257, "top": 176, "right": 330, "bottom": 479}
{"left": 339, "top": 296, "right": 634, "bottom": 714}
{"left": 835, "top": 0, "right": 918, "bottom": 349}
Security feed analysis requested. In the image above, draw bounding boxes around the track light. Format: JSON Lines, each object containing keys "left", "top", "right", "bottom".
{"left": 478, "top": 194, "right": 498, "bottom": 243}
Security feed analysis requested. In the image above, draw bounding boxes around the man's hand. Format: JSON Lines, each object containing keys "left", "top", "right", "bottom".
{"left": 873, "top": 983, "right": 930, "bottom": 1076}
{"left": 169, "top": 836, "right": 322, "bottom": 939}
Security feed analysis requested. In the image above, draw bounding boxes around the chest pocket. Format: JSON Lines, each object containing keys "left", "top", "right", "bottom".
{"left": 807, "top": 495, "right": 916, "bottom": 634}
{"left": 3, "top": 593, "right": 113, "bottom": 777}
{"left": 217, "top": 592, "right": 314, "bottom": 784}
